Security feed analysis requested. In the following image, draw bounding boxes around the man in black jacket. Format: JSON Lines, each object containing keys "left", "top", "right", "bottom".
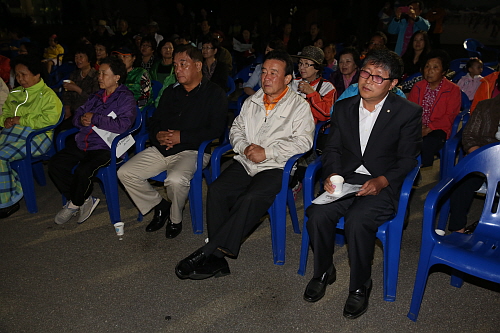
{"left": 118, "top": 45, "right": 227, "bottom": 238}
{"left": 303, "top": 49, "right": 422, "bottom": 319}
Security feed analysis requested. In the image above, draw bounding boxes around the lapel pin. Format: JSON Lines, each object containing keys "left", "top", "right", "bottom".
{"left": 387, "top": 109, "right": 391, "bottom": 113}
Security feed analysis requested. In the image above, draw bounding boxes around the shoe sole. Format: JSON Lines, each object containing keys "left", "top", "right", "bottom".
{"left": 77, "top": 198, "right": 100, "bottom": 224}
{"left": 55, "top": 210, "right": 78, "bottom": 225}
{"left": 343, "top": 304, "right": 369, "bottom": 319}
{"left": 188, "top": 267, "right": 231, "bottom": 280}
{"left": 303, "top": 273, "right": 337, "bottom": 302}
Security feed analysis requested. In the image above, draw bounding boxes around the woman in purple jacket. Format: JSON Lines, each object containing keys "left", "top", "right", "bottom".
{"left": 49, "top": 56, "right": 136, "bottom": 225}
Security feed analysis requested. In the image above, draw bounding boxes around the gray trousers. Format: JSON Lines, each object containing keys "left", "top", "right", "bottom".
{"left": 118, "top": 146, "right": 210, "bottom": 223}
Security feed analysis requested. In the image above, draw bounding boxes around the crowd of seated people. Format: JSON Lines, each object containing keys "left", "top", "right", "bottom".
{"left": 1, "top": 3, "right": 500, "bottom": 320}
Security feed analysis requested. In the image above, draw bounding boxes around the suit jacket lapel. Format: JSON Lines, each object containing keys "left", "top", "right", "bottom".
{"left": 365, "top": 93, "right": 396, "bottom": 154}
{"left": 348, "top": 95, "right": 362, "bottom": 158}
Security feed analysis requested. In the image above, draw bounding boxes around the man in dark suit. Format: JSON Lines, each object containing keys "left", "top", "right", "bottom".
{"left": 303, "top": 49, "right": 422, "bottom": 319}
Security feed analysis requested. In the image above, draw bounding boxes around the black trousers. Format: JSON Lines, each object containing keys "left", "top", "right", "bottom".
{"left": 306, "top": 173, "right": 395, "bottom": 291}
{"left": 448, "top": 173, "right": 485, "bottom": 231}
{"left": 48, "top": 140, "right": 111, "bottom": 206}
{"left": 203, "top": 161, "right": 283, "bottom": 258}
{"left": 422, "top": 129, "right": 447, "bottom": 167}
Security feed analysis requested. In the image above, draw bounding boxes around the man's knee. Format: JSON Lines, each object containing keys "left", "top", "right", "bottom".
{"left": 164, "top": 171, "right": 191, "bottom": 189}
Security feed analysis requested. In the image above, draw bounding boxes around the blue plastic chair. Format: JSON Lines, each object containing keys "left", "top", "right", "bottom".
{"left": 408, "top": 142, "right": 500, "bottom": 321}
{"left": 150, "top": 80, "right": 163, "bottom": 101}
{"left": 210, "top": 142, "right": 304, "bottom": 265}
{"left": 463, "top": 38, "right": 500, "bottom": 67}
{"left": 134, "top": 133, "right": 214, "bottom": 234}
{"left": 226, "top": 76, "right": 235, "bottom": 97}
{"left": 56, "top": 108, "right": 142, "bottom": 224}
{"left": 322, "top": 67, "right": 334, "bottom": 81}
{"left": 48, "top": 62, "right": 76, "bottom": 89}
{"left": 298, "top": 156, "right": 421, "bottom": 302}
{"left": 10, "top": 109, "right": 64, "bottom": 213}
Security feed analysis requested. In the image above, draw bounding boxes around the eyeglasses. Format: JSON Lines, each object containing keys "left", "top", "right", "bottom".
{"left": 201, "top": 46, "right": 214, "bottom": 50}
{"left": 359, "top": 69, "right": 392, "bottom": 84}
{"left": 141, "top": 44, "right": 152, "bottom": 48}
{"left": 298, "top": 62, "right": 315, "bottom": 68}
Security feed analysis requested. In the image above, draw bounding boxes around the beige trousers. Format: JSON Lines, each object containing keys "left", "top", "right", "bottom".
{"left": 118, "top": 146, "right": 210, "bottom": 223}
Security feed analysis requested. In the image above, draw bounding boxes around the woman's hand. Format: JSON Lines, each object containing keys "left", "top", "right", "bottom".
{"left": 80, "top": 112, "right": 93, "bottom": 127}
{"left": 63, "top": 82, "right": 82, "bottom": 94}
{"left": 3, "top": 117, "right": 20, "bottom": 128}
{"left": 422, "top": 125, "right": 432, "bottom": 137}
{"left": 298, "top": 80, "right": 315, "bottom": 95}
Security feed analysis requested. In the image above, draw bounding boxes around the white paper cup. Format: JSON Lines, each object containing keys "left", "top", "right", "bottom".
{"left": 435, "top": 229, "right": 445, "bottom": 236}
{"left": 63, "top": 79, "right": 72, "bottom": 83}
{"left": 330, "top": 175, "right": 344, "bottom": 194}
{"left": 114, "top": 222, "right": 124, "bottom": 236}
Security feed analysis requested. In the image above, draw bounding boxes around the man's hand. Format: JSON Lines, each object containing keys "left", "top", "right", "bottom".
{"left": 422, "top": 125, "right": 432, "bottom": 137}
{"left": 357, "top": 176, "right": 389, "bottom": 196}
{"left": 324, "top": 173, "right": 339, "bottom": 194}
{"left": 81, "top": 112, "right": 93, "bottom": 127}
{"left": 244, "top": 143, "right": 266, "bottom": 163}
{"left": 156, "top": 130, "right": 180, "bottom": 150}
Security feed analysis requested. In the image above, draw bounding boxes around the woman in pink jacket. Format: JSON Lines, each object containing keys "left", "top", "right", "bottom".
{"left": 409, "top": 50, "right": 461, "bottom": 167}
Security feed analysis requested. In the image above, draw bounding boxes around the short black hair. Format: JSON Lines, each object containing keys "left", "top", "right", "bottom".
{"left": 363, "top": 48, "right": 404, "bottom": 80}
{"left": 140, "top": 35, "right": 157, "bottom": 52}
{"left": 466, "top": 57, "right": 483, "bottom": 70}
{"left": 11, "top": 54, "right": 43, "bottom": 77}
{"left": 408, "top": 0, "right": 424, "bottom": 11}
{"left": 267, "top": 38, "right": 285, "bottom": 51}
{"left": 264, "top": 49, "right": 294, "bottom": 77}
{"left": 340, "top": 47, "right": 361, "bottom": 68}
{"left": 424, "top": 49, "right": 450, "bottom": 73}
{"left": 174, "top": 44, "right": 203, "bottom": 63}
{"left": 371, "top": 31, "right": 388, "bottom": 46}
{"left": 74, "top": 43, "right": 97, "bottom": 67}
{"left": 156, "top": 39, "right": 175, "bottom": 57}
{"left": 100, "top": 56, "right": 128, "bottom": 84}
{"left": 201, "top": 36, "right": 220, "bottom": 54}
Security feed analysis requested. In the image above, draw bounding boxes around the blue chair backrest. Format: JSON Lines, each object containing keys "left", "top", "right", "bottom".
{"left": 460, "top": 91, "right": 471, "bottom": 111}
{"left": 322, "top": 67, "right": 334, "bottom": 81}
{"left": 150, "top": 80, "right": 163, "bottom": 101}
{"left": 463, "top": 38, "right": 484, "bottom": 58}
{"left": 226, "top": 76, "right": 235, "bottom": 96}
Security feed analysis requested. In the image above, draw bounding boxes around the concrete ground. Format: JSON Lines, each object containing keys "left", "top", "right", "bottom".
{"left": 1, "top": 158, "right": 499, "bottom": 333}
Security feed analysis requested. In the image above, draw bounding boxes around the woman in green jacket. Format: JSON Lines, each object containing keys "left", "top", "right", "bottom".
{"left": 113, "top": 46, "right": 151, "bottom": 108}
{"left": 0, "top": 54, "right": 62, "bottom": 218}
{"left": 149, "top": 39, "right": 176, "bottom": 106}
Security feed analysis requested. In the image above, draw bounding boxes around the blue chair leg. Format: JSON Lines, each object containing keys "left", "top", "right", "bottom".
{"left": 287, "top": 188, "right": 301, "bottom": 234}
{"left": 450, "top": 269, "right": 465, "bottom": 288}
{"left": 407, "top": 246, "right": 434, "bottom": 321}
{"left": 12, "top": 160, "right": 38, "bottom": 213}
{"left": 100, "top": 168, "right": 121, "bottom": 224}
{"left": 188, "top": 184, "right": 203, "bottom": 234}
{"left": 269, "top": 196, "right": 287, "bottom": 265}
{"left": 298, "top": 216, "right": 310, "bottom": 275}
{"left": 32, "top": 162, "right": 46, "bottom": 186}
{"left": 382, "top": 224, "right": 403, "bottom": 302}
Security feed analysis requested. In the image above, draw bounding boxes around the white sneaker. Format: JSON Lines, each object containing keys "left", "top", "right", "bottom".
{"left": 77, "top": 196, "right": 100, "bottom": 224}
{"left": 55, "top": 201, "right": 79, "bottom": 225}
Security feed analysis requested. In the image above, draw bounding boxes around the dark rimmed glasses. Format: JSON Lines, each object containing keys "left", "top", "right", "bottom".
{"left": 359, "top": 69, "right": 393, "bottom": 84}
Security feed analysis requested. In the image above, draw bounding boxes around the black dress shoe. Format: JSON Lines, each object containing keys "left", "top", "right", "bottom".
{"left": 188, "top": 255, "right": 230, "bottom": 280}
{"left": 0, "top": 202, "right": 20, "bottom": 219}
{"left": 145, "top": 204, "right": 170, "bottom": 232}
{"left": 165, "top": 219, "right": 182, "bottom": 239}
{"left": 303, "top": 265, "right": 336, "bottom": 302}
{"left": 343, "top": 280, "right": 372, "bottom": 319}
{"left": 176, "top": 248, "right": 207, "bottom": 279}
